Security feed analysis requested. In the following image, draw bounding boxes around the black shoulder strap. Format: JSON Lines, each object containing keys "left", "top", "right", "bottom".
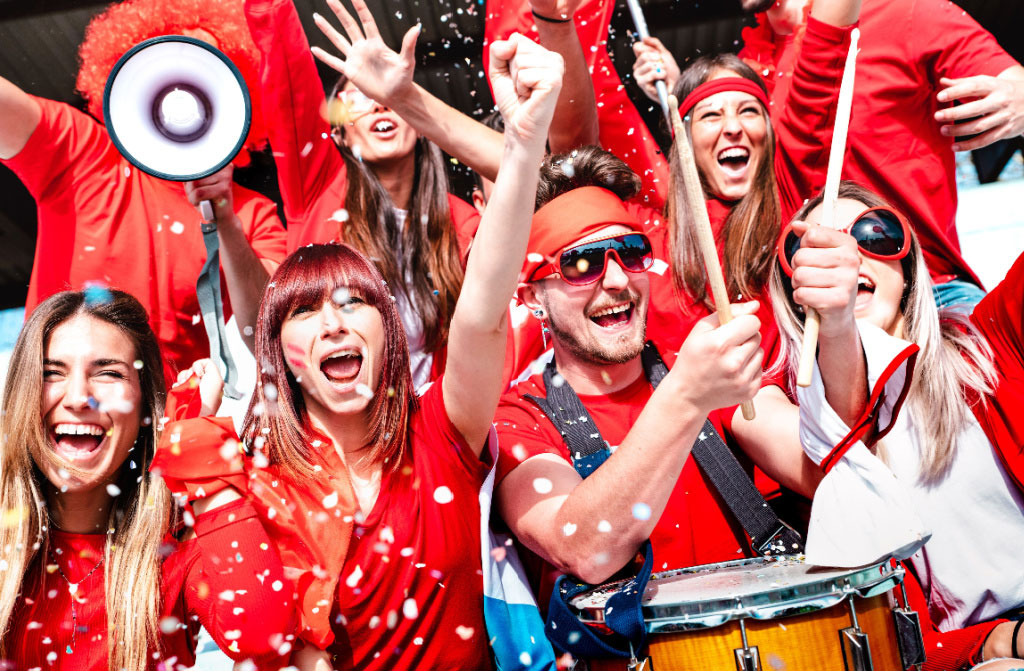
{"left": 640, "top": 342, "right": 803, "bottom": 555}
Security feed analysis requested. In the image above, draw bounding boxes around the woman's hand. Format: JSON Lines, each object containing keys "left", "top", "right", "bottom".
{"left": 488, "top": 34, "right": 564, "bottom": 149}
{"left": 174, "top": 359, "right": 224, "bottom": 417}
{"left": 311, "top": 0, "right": 418, "bottom": 107}
{"left": 632, "top": 36, "right": 679, "bottom": 103}
{"left": 788, "top": 221, "right": 860, "bottom": 339}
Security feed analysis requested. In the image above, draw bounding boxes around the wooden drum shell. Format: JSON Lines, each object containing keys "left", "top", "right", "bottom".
{"left": 588, "top": 592, "right": 903, "bottom": 671}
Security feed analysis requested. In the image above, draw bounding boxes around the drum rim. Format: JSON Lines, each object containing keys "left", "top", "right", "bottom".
{"left": 571, "top": 555, "right": 904, "bottom": 634}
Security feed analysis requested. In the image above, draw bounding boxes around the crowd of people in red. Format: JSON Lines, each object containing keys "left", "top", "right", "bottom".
{"left": 0, "top": 0, "right": 1022, "bottom": 668}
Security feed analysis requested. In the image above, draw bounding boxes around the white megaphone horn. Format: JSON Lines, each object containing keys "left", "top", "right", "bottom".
{"left": 103, "top": 36, "right": 252, "bottom": 399}
{"left": 103, "top": 35, "right": 251, "bottom": 181}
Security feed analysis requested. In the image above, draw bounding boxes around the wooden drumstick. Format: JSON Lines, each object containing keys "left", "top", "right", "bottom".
{"left": 796, "top": 29, "right": 860, "bottom": 388}
{"left": 668, "top": 94, "right": 755, "bottom": 421}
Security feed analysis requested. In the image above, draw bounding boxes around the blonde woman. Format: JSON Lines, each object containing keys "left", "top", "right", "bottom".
{"left": 770, "top": 181, "right": 1024, "bottom": 670}
{"left": 0, "top": 290, "right": 293, "bottom": 670}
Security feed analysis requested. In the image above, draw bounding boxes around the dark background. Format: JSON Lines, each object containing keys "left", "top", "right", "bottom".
{"left": 0, "top": 0, "right": 1021, "bottom": 308}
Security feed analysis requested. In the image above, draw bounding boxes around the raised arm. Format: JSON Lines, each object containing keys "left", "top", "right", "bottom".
{"left": 498, "top": 304, "right": 764, "bottom": 584}
{"left": 243, "top": 0, "right": 342, "bottom": 222}
{"left": 312, "top": 0, "right": 505, "bottom": 182}
{"left": 0, "top": 75, "right": 40, "bottom": 159}
{"left": 526, "top": 0, "right": 600, "bottom": 151}
{"left": 441, "top": 36, "right": 562, "bottom": 452}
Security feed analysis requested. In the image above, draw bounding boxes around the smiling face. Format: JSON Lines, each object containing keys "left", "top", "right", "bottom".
{"left": 280, "top": 290, "right": 387, "bottom": 422}
{"left": 688, "top": 71, "right": 769, "bottom": 202}
{"left": 39, "top": 314, "right": 142, "bottom": 496}
{"left": 526, "top": 225, "right": 650, "bottom": 365}
{"left": 335, "top": 81, "right": 418, "bottom": 167}
{"left": 805, "top": 198, "right": 907, "bottom": 336}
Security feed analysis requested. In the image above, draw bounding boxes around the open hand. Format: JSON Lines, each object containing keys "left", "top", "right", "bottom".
{"left": 312, "top": 0, "right": 418, "bottom": 107}
{"left": 632, "top": 37, "right": 679, "bottom": 103}
{"left": 489, "top": 34, "right": 564, "bottom": 148}
{"left": 935, "top": 74, "right": 1024, "bottom": 152}
{"left": 788, "top": 222, "right": 860, "bottom": 338}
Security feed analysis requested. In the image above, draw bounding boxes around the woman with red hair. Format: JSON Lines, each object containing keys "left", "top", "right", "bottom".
{"left": 159, "top": 33, "right": 563, "bottom": 669}
{"left": 0, "top": 0, "right": 287, "bottom": 376}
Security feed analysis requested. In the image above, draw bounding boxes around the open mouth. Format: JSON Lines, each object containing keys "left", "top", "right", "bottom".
{"left": 51, "top": 423, "right": 106, "bottom": 458}
{"left": 372, "top": 119, "right": 396, "bottom": 134}
{"left": 717, "top": 147, "right": 750, "bottom": 175}
{"left": 589, "top": 302, "right": 635, "bottom": 329}
{"left": 320, "top": 350, "right": 363, "bottom": 385}
{"left": 856, "top": 276, "right": 876, "bottom": 307}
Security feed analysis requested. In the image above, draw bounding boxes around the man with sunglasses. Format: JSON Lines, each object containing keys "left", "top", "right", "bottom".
{"left": 492, "top": 178, "right": 776, "bottom": 605}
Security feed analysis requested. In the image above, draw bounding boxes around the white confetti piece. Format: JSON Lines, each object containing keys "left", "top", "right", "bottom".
{"left": 597, "top": 520, "right": 612, "bottom": 532}
{"left": 106, "top": 484, "right": 121, "bottom": 497}
{"left": 433, "top": 486, "right": 454, "bottom": 504}
{"left": 345, "top": 565, "right": 363, "bottom": 588}
{"left": 632, "top": 503, "right": 652, "bottom": 520}
{"left": 562, "top": 522, "right": 577, "bottom": 537}
{"left": 170, "top": 221, "right": 185, "bottom": 235}
{"left": 532, "top": 478, "right": 553, "bottom": 494}
{"left": 322, "top": 491, "right": 339, "bottom": 509}
{"left": 403, "top": 598, "right": 418, "bottom": 619}
{"left": 455, "top": 625, "right": 474, "bottom": 640}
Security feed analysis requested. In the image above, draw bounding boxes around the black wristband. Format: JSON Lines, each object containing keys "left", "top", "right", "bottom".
{"left": 531, "top": 8, "right": 572, "bottom": 23}
{"left": 1012, "top": 618, "right": 1024, "bottom": 659}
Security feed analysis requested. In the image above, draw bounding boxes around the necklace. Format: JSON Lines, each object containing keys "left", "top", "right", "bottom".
{"left": 48, "top": 547, "right": 104, "bottom": 653}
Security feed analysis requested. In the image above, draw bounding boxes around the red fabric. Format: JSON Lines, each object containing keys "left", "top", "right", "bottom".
{"left": 6, "top": 499, "right": 294, "bottom": 670}
{"left": 243, "top": 0, "right": 481, "bottom": 256}
{"left": 495, "top": 348, "right": 774, "bottom": 606}
{"left": 483, "top": 0, "right": 670, "bottom": 209}
{"left": 969, "top": 248, "right": 1024, "bottom": 497}
{"left": 164, "top": 381, "right": 492, "bottom": 667}
{"left": 3, "top": 96, "right": 287, "bottom": 382}
{"left": 740, "top": 0, "right": 1018, "bottom": 286}
{"left": 523, "top": 186, "right": 644, "bottom": 281}
{"left": 678, "top": 77, "right": 771, "bottom": 118}
{"left": 899, "top": 564, "right": 1003, "bottom": 671}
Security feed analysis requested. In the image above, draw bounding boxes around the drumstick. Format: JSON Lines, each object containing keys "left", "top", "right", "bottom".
{"left": 668, "top": 94, "right": 755, "bottom": 421}
{"left": 625, "top": 0, "right": 670, "bottom": 125}
{"left": 797, "top": 28, "right": 861, "bottom": 388}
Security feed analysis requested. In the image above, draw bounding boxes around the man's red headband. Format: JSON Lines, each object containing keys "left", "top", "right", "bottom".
{"left": 522, "top": 186, "right": 643, "bottom": 282}
{"left": 678, "top": 77, "right": 771, "bottom": 119}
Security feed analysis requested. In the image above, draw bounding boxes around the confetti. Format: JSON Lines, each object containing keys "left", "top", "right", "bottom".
{"left": 403, "top": 598, "right": 418, "bottom": 619}
{"left": 455, "top": 625, "right": 475, "bottom": 640}
{"left": 532, "top": 478, "right": 553, "bottom": 494}
{"left": 322, "top": 492, "right": 339, "bottom": 509}
{"left": 632, "top": 503, "right": 652, "bottom": 520}
{"left": 106, "top": 484, "right": 121, "bottom": 497}
{"left": 159, "top": 616, "right": 180, "bottom": 634}
{"left": 433, "top": 486, "right": 454, "bottom": 504}
{"left": 562, "top": 522, "right": 577, "bottom": 537}
{"left": 83, "top": 283, "right": 113, "bottom": 306}
{"left": 597, "top": 520, "right": 612, "bottom": 533}
{"left": 170, "top": 221, "right": 185, "bottom": 235}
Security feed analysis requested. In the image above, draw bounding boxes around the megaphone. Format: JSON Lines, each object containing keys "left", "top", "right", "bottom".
{"left": 103, "top": 36, "right": 252, "bottom": 399}
{"left": 103, "top": 35, "right": 251, "bottom": 181}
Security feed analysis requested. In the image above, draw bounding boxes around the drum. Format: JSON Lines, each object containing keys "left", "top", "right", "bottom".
{"left": 570, "top": 556, "right": 925, "bottom": 671}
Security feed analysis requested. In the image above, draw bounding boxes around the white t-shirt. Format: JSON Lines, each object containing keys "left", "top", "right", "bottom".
{"left": 391, "top": 209, "right": 433, "bottom": 389}
{"left": 883, "top": 411, "right": 1024, "bottom": 631}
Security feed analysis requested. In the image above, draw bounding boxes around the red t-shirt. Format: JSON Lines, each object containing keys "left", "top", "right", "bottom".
{"left": 307, "top": 382, "right": 493, "bottom": 670}
{"left": 740, "top": 0, "right": 1018, "bottom": 286}
{"left": 6, "top": 499, "right": 294, "bottom": 671}
{"left": 3, "top": 96, "right": 288, "bottom": 380}
{"left": 495, "top": 349, "right": 770, "bottom": 606}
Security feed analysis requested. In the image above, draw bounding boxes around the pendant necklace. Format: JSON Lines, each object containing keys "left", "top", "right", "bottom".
{"left": 48, "top": 547, "right": 104, "bottom": 654}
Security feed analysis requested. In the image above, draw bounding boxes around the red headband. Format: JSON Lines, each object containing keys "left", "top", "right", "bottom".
{"left": 522, "top": 186, "right": 642, "bottom": 282}
{"left": 678, "top": 77, "right": 771, "bottom": 119}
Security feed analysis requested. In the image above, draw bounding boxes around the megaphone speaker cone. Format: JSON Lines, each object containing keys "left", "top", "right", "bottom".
{"left": 103, "top": 35, "right": 251, "bottom": 182}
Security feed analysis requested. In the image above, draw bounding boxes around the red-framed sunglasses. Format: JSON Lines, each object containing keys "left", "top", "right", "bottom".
{"left": 530, "top": 232, "right": 655, "bottom": 286}
{"left": 777, "top": 206, "right": 911, "bottom": 277}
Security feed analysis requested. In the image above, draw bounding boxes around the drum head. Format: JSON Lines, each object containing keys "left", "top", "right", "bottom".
{"left": 571, "top": 556, "right": 902, "bottom": 634}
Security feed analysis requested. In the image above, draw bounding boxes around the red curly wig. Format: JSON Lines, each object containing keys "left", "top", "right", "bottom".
{"left": 75, "top": 0, "right": 267, "bottom": 155}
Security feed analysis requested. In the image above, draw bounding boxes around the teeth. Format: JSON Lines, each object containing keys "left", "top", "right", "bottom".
{"left": 325, "top": 351, "right": 359, "bottom": 360}
{"left": 591, "top": 304, "right": 630, "bottom": 318}
{"left": 54, "top": 423, "right": 103, "bottom": 436}
{"left": 718, "top": 147, "right": 749, "bottom": 161}
{"left": 373, "top": 120, "right": 395, "bottom": 132}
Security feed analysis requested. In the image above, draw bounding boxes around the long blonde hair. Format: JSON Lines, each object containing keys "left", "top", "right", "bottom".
{"left": 0, "top": 290, "right": 172, "bottom": 670}
{"left": 667, "top": 54, "right": 781, "bottom": 307}
{"left": 768, "top": 182, "right": 996, "bottom": 481}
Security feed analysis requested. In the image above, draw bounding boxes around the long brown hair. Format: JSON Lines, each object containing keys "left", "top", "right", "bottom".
{"left": 768, "top": 182, "right": 997, "bottom": 481}
{"left": 667, "top": 53, "right": 781, "bottom": 306}
{"left": 329, "top": 75, "right": 465, "bottom": 353}
{"left": 241, "top": 244, "right": 417, "bottom": 476}
{"left": 0, "top": 290, "right": 171, "bottom": 670}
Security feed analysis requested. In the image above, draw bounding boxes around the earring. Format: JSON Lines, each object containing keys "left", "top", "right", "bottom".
{"left": 533, "top": 308, "right": 545, "bottom": 318}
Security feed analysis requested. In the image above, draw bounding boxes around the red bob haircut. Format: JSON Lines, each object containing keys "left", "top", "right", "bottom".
{"left": 75, "top": 0, "right": 267, "bottom": 154}
{"left": 241, "top": 244, "right": 417, "bottom": 476}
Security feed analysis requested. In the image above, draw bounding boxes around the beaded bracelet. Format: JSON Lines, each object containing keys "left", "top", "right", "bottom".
{"left": 531, "top": 8, "right": 571, "bottom": 23}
